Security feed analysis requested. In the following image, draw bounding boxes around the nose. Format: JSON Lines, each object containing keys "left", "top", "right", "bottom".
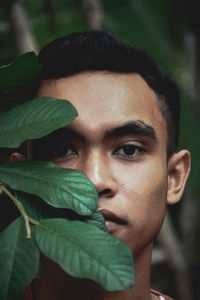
{"left": 80, "top": 150, "right": 117, "bottom": 198}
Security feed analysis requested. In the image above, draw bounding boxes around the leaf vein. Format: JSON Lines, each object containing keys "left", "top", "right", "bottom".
{"left": 38, "top": 222, "right": 126, "bottom": 288}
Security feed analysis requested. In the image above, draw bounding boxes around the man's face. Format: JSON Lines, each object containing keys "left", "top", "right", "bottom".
{"left": 36, "top": 72, "right": 168, "bottom": 256}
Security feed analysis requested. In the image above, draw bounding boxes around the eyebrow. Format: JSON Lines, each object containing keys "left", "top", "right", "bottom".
{"left": 41, "top": 120, "right": 157, "bottom": 144}
{"left": 106, "top": 121, "right": 157, "bottom": 142}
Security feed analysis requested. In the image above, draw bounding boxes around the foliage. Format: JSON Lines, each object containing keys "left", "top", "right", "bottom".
{"left": 0, "top": 96, "right": 78, "bottom": 147}
{"left": 0, "top": 52, "right": 135, "bottom": 300}
{"left": 0, "top": 217, "right": 39, "bottom": 300}
{"left": 0, "top": 52, "right": 41, "bottom": 111}
{"left": 1, "top": 0, "right": 199, "bottom": 297}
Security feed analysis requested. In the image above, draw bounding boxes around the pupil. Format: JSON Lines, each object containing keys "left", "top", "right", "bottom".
{"left": 124, "top": 145, "right": 135, "bottom": 155}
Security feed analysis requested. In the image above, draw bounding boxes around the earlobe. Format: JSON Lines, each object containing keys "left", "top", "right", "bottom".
{"left": 10, "top": 152, "right": 26, "bottom": 162}
{"left": 167, "top": 150, "right": 191, "bottom": 205}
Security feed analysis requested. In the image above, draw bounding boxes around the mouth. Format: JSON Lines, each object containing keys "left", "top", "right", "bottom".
{"left": 98, "top": 209, "right": 126, "bottom": 232}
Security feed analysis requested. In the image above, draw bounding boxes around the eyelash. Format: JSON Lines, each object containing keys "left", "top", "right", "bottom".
{"left": 52, "top": 143, "right": 146, "bottom": 160}
{"left": 52, "top": 144, "right": 78, "bottom": 158}
{"left": 113, "top": 143, "right": 146, "bottom": 158}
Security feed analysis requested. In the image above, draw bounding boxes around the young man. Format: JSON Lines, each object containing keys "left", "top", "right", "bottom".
{"left": 15, "top": 30, "right": 190, "bottom": 299}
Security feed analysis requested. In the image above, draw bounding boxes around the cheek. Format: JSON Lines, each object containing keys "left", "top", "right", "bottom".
{"left": 118, "top": 160, "right": 168, "bottom": 204}
{"left": 114, "top": 162, "right": 168, "bottom": 253}
{"left": 122, "top": 169, "right": 167, "bottom": 223}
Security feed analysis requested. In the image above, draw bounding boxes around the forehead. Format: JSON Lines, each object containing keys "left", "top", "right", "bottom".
{"left": 37, "top": 72, "right": 167, "bottom": 143}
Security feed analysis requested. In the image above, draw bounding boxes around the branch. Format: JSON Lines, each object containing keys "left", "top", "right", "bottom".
{"left": 0, "top": 184, "right": 39, "bottom": 238}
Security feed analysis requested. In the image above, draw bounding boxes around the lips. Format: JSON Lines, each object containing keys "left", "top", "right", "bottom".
{"left": 98, "top": 209, "right": 126, "bottom": 225}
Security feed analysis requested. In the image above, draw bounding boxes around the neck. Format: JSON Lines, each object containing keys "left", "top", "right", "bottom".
{"left": 35, "top": 244, "right": 156, "bottom": 300}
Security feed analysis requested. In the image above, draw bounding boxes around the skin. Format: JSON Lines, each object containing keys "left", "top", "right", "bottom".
{"left": 12, "top": 72, "right": 190, "bottom": 300}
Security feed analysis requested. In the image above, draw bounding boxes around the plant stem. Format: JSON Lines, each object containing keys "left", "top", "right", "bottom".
{"left": 0, "top": 184, "right": 39, "bottom": 238}
{"left": 26, "top": 140, "right": 33, "bottom": 160}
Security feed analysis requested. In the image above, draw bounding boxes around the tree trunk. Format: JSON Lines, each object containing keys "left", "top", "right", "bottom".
{"left": 180, "top": 187, "right": 200, "bottom": 299}
{"left": 78, "top": 0, "right": 104, "bottom": 29}
{"left": 9, "top": 0, "right": 38, "bottom": 54}
{"left": 156, "top": 210, "right": 193, "bottom": 300}
{"left": 8, "top": 0, "right": 38, "bottom": 160}
{"left": 44, "top": 0, "right": 57, "bottom": 33}
{"left": 185, "top": 32, "right": 200, "bottom": 112}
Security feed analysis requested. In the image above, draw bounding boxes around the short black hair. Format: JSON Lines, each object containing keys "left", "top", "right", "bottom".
{"left": 38, "top": 30, "right": 180, "bottom": 158}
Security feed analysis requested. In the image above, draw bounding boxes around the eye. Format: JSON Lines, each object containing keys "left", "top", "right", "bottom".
{"left": 113, "top": 144, "right": 146, "bottom": 158}
{"left": 52, "top": 144, "right": 78, "bottom": 159}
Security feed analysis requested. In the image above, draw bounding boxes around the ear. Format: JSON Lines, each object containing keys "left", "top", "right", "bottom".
{"left": 10, "top": 152, "right": 26, "bottom": 162}
{"left": 167, "top": 150, "right": 191, "bottom": 205}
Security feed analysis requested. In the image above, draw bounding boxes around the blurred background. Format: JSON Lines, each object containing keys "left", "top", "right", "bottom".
{"left": 0, "top": 0, "right": 199, "bottom": 299}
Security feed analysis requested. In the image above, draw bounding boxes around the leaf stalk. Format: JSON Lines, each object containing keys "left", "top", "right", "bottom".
{"left": 0, "top": 183, "right": 39, "bottom": 238}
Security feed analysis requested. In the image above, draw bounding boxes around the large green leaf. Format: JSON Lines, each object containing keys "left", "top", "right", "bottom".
{"left": 35, "top": 218, "right": 135, "bottom": 291}
{"left": 0, "top": 52, "right": 42, "bottom": 111}
{"left": 0, "top": 161, "right": 97, "bottom": 215}
{"left": 0, "top": 52, "right": 41, "bottom": 88}
{"left": 0, "top": 96, "right": 78, "bottom": 148}
{"left": 15, "top": 191, "right": 50, "bottom": 221}
{"left": 0, "top": 217, "right": 40, "bottom": 300}
{"left": 15, "top": 192, "right": 107, "bottom": 232}
{"left": 84, "top": 210, "right": 108, "bottom": 232}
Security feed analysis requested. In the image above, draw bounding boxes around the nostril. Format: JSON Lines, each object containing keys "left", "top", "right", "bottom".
{"left": 99, "top": 188, "right": 112, "bottom": 196}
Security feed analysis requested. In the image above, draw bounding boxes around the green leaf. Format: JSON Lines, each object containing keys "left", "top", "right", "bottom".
{"left": 0, "top": 96, "right": 78, "bottom": 148}
{"left": 0, "top": 161, "right": 97, "bottom": 215}
{"left": 16, "top": 191, "right": 107, "bottom": 232}
{"left": 0, "top": 217, "right": 40, "bottom": 300}
{"left": 0, "top": 52, "right": 42, "bottom": 111}
{"left": 15, "top": 191, "right": 50, "bottom": 221}
{"left": 0, "top": 52, "right": 41, "bottom": 88}
{"left": 83, "top": 210, "right": 108, "bottom": 232}
{"left": 35, "top": 218, "right": 135, "bottom": 291}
